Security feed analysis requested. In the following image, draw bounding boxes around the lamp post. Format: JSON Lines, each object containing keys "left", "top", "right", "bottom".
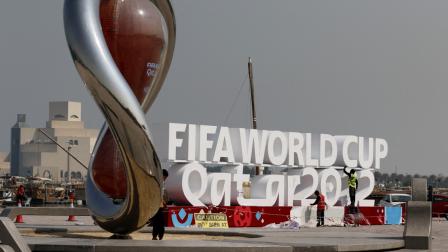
{"left": 66, "top": 139, "right": 78, "bottom": 183}
{"left": 67, "top": 146, "right": 72, "bottom": 183}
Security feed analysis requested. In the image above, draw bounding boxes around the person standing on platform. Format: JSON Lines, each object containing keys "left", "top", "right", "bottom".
{"left": 16, "top": 184, "right": 26, "bottom": 206}
{"left": 152, "top": 169, "right": 169, "bottom": 240}
{"left": 344, "top": 166, "right": 358, "bottom": 208}
{"left": 310, "top": 190, "right": 327, "bottom": 227}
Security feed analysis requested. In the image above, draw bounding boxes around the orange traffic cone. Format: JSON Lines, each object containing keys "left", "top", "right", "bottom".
{"left": 67, "top": 199, "right": 76, "bottom": 222}
{"left": 15, "top": 201, "right": 24, "bottom": 223}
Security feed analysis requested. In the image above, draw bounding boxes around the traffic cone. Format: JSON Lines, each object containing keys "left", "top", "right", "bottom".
{"left": 67, "top": 199, "right": 77, "bottom": 222}
{"left": 15, "top": 201, "right": 24, "bottom": 223}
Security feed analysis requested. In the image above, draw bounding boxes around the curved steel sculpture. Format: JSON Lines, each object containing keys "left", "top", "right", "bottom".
{"left": 63, "top": 0, "right": 175, "bottom": 234}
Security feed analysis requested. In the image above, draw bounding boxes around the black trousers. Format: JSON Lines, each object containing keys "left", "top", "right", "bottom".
{"left": 152, "top": 208, "right": 165, "bottom": 240}
{"left": 317, "top": 209, "right": 325, "bottom": 226}
{"left": 16, "top": 195, "right": 26, "bottom": 205}
{"left": 349, "top": 187, "right": 356, "bottom": 207}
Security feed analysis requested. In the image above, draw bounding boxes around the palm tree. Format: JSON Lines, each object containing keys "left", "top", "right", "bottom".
{"left": 403, "top": 174, "right": 412, "bottom": 187}
{"left": 428, "top": 175, "right": 437, "bottom": 186}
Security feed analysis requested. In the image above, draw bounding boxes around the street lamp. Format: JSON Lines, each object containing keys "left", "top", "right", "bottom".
{"left": 66, "top": 139, "right": 78, "bottom": 183}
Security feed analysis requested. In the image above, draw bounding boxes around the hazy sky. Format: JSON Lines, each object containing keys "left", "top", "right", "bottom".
{"left": 1, "top": 0, "right": 448, "bottom": 175}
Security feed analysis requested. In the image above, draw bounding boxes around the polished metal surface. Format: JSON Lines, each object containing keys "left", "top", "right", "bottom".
{"left": 63, "top": 0, "right": 175, "bottom": 234}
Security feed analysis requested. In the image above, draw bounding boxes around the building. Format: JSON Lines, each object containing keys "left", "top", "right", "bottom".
{"left": 0, "top": 152, "right": 10, "bottom": 176}
{"left": 10, "top": 101, "right": 99, "bottom": 180}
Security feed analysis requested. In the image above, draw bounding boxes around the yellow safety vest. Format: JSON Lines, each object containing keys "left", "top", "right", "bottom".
{"left": 348, "top": 173, "right": 357, "bottom": 188}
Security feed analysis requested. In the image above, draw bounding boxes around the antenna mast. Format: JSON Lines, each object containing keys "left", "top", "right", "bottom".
{"left": 248, "top": 57, "right": 260, "bottom": 175}
{"left": 248, "top": 57, "right": 257, "bottom": 130}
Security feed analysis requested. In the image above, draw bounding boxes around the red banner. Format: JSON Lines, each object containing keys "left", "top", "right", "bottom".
{"left": 166, "top": 206, "right": 291, "bottom": 227}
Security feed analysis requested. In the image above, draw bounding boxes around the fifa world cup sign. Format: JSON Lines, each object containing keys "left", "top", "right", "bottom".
{"left": 63, "top": 0, "right": 175, "bottom": 235}
{"left": 153, "top": 123, "right": 388, "bottom": 208}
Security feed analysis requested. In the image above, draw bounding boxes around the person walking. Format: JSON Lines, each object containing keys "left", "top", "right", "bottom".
{"left": 152, "top": 169, "right": 169, "bottom": 240}
{"left": 343, "top": 166, "right": 358, "bottom": 208}
{"left": 310, "top": 190, "right": 327, "bottom": 227}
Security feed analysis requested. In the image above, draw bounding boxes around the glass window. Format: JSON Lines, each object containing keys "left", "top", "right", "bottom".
{"left": 433, "top": 196, "right": 448, "bottom": 202}
{"left": 391, "top": 195, "right": 411, "bottom": 202}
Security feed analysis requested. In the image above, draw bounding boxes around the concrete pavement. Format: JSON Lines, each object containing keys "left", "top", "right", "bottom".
{"left": 12, "top": 215, "right": 448, "bottom": 251}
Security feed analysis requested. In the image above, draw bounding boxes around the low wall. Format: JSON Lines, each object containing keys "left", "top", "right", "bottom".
{"left": 0, "top": 207, "right": 90, "bottom": 220}
{"left": 290, "top": 206, "right": 345, "bottom": 227}
{"left": 167, "top": 206, "right": 291, "bottom": 228}
{"left": 164, "top": 205, "right": 403, "bottom": 228}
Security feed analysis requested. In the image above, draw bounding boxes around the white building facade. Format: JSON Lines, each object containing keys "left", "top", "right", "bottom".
{"left": 10, "top": 101, "right": 99, "bottom": 180}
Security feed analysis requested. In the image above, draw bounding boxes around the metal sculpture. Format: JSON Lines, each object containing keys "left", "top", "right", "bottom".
{"left": 63, "top": 0, "right": 175, "bottom": 234}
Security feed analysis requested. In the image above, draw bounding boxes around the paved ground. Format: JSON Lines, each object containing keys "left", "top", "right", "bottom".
{"left": 11, "top": 215, "right": 447, "bottom": 251}
{"left": 398, "top": 218, "right": 447, "bottom": 252}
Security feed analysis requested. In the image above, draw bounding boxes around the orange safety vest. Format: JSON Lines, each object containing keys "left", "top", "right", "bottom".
{"left": 317, "top": 194, "right": 326, "bottom": 210}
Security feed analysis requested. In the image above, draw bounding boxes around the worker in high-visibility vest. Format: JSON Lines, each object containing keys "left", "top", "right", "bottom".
{"left": 310, "top": 190, "right": 327, "bottom": 227}
{"left": 344, "top": 166, "right": 358, "bottom": 207}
